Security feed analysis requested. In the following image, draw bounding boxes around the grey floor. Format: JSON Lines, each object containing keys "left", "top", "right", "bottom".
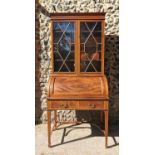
{"left": 35, "top": 123, "right": 119, "bottom": 155}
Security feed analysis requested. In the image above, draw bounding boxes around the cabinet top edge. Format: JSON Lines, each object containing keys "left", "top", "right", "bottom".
{"left": 50, "top": 13, "right": 105, "bottom": 20}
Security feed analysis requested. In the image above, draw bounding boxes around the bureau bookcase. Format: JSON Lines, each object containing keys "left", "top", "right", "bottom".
{"left": 47, "top": 13, "right": 109, "bottom": 148}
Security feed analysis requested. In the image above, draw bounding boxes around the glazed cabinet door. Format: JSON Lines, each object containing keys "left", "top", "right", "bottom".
{"left": 80, "top": 21, "right": 103, "bottom": 73}
{"left": 53, "top": 21, "right": 76, "bottom": 72}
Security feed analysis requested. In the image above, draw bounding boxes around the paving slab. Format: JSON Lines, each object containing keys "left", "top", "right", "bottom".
{"left": 35, "top": 123, "right": 119, "bottom": 155}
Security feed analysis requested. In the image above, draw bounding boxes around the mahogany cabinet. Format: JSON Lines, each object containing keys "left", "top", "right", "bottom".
{"left": 47, "top": 13, "right": 109, "bottom": 148}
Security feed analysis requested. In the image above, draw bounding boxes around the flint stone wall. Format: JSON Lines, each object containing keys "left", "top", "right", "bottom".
{"left": 35, "top": 0, "right": 119, "bottom": 124}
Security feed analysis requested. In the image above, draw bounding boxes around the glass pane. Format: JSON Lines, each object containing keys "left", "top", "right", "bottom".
{"left": 53, "top": 22, "right": 75, "bottom": 72}
{"left": 93, "top": 32, "right": 101, "bottom": 42}
{"left": 92, "top": 61, "right": 101, "bottom": 72}
{"left": 54, "top": 61, "right": 62, "bottom": 72}
{"left": 87, "top": 22, "right": 97, "bottom": 30}
{"left": 80, "top": 22, "right": 102, "bottom": 72}
{"left": 80, "top": 32, "right": 90, "bottom": 43}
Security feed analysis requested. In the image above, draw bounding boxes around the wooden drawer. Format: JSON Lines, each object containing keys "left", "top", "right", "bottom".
{"left": 49, "top": 101, "right": 78, "bottom": 110}
{"left": 79, "top": 101, "right": 106, "bottom": 110}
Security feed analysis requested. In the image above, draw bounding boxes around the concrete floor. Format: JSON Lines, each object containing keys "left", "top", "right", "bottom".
{"left": 35, "top": 123, "right": 119, "bottom": 155}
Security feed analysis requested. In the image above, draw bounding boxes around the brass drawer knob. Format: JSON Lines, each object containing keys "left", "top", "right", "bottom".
{"left": 60, "top": 103, "right": 68, "bottom": 108}
{"left": 89, "top": 103, "right": 96, "bottom": 108}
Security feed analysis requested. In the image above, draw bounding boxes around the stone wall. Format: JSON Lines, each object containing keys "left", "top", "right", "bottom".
{"left": 35, "top": 0, "right": 119, "bottom": 124}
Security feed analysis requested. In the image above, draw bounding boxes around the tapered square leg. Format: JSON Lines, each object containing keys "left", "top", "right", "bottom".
{"left": 54, "top": 110, "right": 57, "bottom": 130}
{"left": 104, "top": 110, "right": 109, "bottom": 148}
{"left": 100, "top": 111, "right": 103, "bottom": 127}
{"left": 47, "top": 110, "right": 51, "bottom": 147}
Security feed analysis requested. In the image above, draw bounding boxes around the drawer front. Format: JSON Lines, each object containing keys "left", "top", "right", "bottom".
{"left": 49, "top": 101, "right": 78, "bottom": 110}
{"left": 79, "top": 101, "right": 105, "bottom": 110}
